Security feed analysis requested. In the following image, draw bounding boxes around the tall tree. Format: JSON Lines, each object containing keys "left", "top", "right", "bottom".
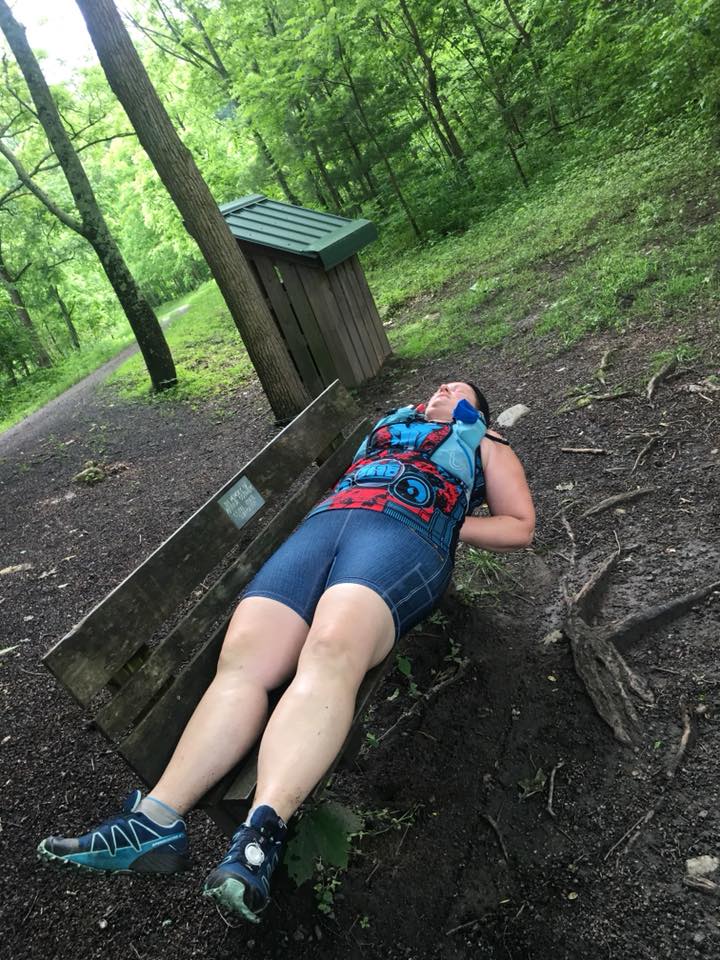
{"left": 0, "top": 235, "right": 52, "bottom": 367}
{"left": 0, "top": 0, "right": 177, "bottom": 391}
{"left": 75, "top": 0, "right": 309, "bottom": 420}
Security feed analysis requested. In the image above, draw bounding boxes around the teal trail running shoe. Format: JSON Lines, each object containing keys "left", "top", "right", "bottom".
{"left": 203, "top": 805, "right": 287, "bottom": 923}
{"left": 37, "top": 789, "right": 191, "bottom": 874}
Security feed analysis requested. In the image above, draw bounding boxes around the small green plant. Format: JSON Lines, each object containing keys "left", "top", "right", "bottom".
{"left": 285, "top": 800, "right": 364, "bottom": 915}
{"left": 359, "top": 915, "right": 371, "bottom": 929}
{"left": 364, "top": 731, "right": 380, "bottom": 749}
{"left": 453, "top": 544, "right": 504, "bottom": 605}
{"left": 313, "top": 864, "right": 342, "bottom": 915}
{"left": 396, "top": 653, "right": 420, "bottom": 698}
{"left": 426, "top": 609, "right": 449, "bottom": 627}
{"left": 518, "top": 768, "right": 547, "bottom": 799}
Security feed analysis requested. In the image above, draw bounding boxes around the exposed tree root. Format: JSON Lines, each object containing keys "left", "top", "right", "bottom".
{"left": 560, "top": 544, "right": 719, "bottom": 745}
{"left": 605, "top": 579, "right": 720, "bottom": 653}
{"left": 581, "top": 486, "right": 655, "bottom": 518}
{"left": 565, "top": 612, "right": 653, "bottom": 745}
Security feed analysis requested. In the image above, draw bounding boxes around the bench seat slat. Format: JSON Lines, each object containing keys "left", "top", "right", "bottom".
{"left": 115, "top": 421, "right": 370, "bottom": 786}
{"left": 96, "top": 419, "right": 370, "bottom": 740}
{"left": 42, "top": 381, "right": 358, "bottom": 706}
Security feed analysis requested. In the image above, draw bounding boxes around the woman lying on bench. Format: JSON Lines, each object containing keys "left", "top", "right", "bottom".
{"left": 38, "top": 379, "right": 535, "bottom": 924}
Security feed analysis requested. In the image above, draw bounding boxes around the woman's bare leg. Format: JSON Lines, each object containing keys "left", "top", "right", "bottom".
{"left": 252, "top": 583, "right": 395, "bottom": 822}
{"left": 148, "top": 597, "right": 309, "bottom": 815}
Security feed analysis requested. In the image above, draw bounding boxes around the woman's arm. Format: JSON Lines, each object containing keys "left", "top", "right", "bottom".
{"left": 459, "top": 434, "right": 535, "bottom": 551}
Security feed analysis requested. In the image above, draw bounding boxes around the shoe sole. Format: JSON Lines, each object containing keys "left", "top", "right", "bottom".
{"left": 37, "top": 840, "right": 191, "bottom": 875}
{"left": 203, "top": 878, "right": 262, "bottom": 924}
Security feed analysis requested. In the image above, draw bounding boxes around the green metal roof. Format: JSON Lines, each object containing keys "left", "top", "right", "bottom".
{"left": 219, "top": 194, "right": 377, "bottom": 270}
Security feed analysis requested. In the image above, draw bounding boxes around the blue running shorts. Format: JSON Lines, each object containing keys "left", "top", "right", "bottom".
{"left": 241, "top": 509, "right": 454, "bottom": 641}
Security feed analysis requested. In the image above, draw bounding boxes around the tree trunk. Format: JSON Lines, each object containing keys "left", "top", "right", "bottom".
{"left": 252, "top": 126, "right": 301, "bottom": 205}
{"left": 75, "top": 0, "right": 309, "bottom": 419}
{"left": 500, "top": 0, "right": 561, "bottom": 133}
{"left": 0, "top": 0, "right": 177, "bottom": 391}
{"left": 1, "top": 353, "right": 18, "bottom": 385}
{"left": 53, "top": 285, "right": 81, "bottom": 349}
{"left": 0, "top": 261, "right": 52, "bottom": 367}
{"left": 336, "top": 42, "right": 421, "bottom": 240}
{"left": 396, "top": 0, "right": 467, "bottom": 174}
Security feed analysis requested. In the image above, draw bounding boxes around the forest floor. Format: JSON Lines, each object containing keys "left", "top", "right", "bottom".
{"left": 1, "top": 285, "right": 719, "bottom": 959}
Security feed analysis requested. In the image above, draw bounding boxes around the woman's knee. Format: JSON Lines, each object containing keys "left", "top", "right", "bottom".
{"left": 216, "top": 597, "right": 309, "bottom": 689}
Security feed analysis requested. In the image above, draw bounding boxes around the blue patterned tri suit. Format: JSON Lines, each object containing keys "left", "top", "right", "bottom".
{"left": 243, "top": 398, "right": 490, "bottom": 638}
{"left": 306, "top": 399, "right": 488, "bottom": 559}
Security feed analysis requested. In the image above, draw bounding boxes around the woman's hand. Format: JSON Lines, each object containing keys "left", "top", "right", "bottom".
{"left": 459, "top": 433, "right": 535, "bottom": 551}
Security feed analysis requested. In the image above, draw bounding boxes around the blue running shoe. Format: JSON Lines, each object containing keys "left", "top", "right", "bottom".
{"left": 37, "top": 789, "right": 191, "bottom": 874}
{"left": 203, "top": 805, "right": 287, "bottom": 923}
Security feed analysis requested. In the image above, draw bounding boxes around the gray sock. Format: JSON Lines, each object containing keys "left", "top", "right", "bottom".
{"left": 137, "top": 795, "right": 185, "bottom": 827}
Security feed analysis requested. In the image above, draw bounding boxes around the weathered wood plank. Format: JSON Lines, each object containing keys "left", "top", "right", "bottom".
{"left": 327, "top": 267, "right": 374, "bottom": 379}
{"left": 252, "top": 255, "right": 324, "bottom": 397}
{"left": 350, "top": 255, "right": 392, "bottom": 362}
{"left": 341, "top": 258, "right": 384, "bottom": 370}
{"left": 43, "top": 381, "right": 358, "bottom": 706}
{"left": 116, "top": 420, "right": 370, "bottom": 784}
{"left": 279, "top": 262, "right": 337, "bottom": 385}
{"left": 296, "top": 266, "right": 360, "bottom": 388}
{"left": 96, "top": 419, "right": 370, "bottom": 740}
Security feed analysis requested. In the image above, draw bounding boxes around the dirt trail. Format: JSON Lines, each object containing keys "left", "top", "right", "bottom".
{"left": 0, "top": 309, "right": 184, "bottom": 456}
{"left": 1, "top": 316, "right": 719, "bottom": 960}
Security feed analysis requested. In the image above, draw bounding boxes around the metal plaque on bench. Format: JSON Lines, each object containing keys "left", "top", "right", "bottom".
{"left": 218, "top": 476, "right": 265, "bottom": 529}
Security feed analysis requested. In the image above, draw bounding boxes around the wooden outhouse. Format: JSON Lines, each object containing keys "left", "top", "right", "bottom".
{"left": 220, "top": 194, "right": 391, "bottom": 395}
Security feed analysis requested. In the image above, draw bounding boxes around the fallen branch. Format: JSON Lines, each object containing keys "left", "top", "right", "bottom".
{"left": 546, "top": 761, "right": 565, "bottom": 818}
{"left": 561, "top": 447, "right": 610, "bottom": 455}
{"left": 631, "top": 434, "right": 664, "bottom": 472}
{"left": 683, "top": 876, "right": 720, "bottom": 898}
{"left": 379, "top": 660, "right": 470, "bottom": 743}
{"left": 604, "top": 703, "right": 696, "bottom": 859}
{"left": 481, "top": 812, "right": 510, "bottom": 863}
{"left": 581, "top": 486, "right": 654, "bottom": 518}
{"left": 646, "top": 358, "right": 677, "bottom": 402}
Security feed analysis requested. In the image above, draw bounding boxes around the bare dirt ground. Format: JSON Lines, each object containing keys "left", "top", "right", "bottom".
{"left": 1, "top": 313, "right": 719, "bottom": 960}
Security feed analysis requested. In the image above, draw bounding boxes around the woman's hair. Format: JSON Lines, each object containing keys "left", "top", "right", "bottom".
{"left": 463, "top": 381, "right": 491, "bottom": 425}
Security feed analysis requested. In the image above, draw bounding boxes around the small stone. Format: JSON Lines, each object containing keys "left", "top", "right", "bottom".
{"left": 98, "top": 919, "right": 108, "bottom": 930}
{"left": 695, "top": 704, "right": 709, "bottom": 716}
{"left": 686, "top": 855, "right": 720, "bottom": 877}
{"left": 496, "top": 404, "right": 530, "bottom": 428}
{"left": 699, "top": 809, "right": 709, "bottom": 818}
{"left": 314, "top": 925, "right": 322, "bottom": 940}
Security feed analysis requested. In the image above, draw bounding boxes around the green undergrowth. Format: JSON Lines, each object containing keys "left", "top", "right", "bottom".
{"left": 368, "top": 128, "right": 720, "bottom": 360}
{"left": 0, "top": 295, "right": 192, "bottom": 435}
{"left": 106, "top": 282, "right": 253, "bottom": 404}
{"left": 0, "top": 331, "right": 137, "bottom": 435}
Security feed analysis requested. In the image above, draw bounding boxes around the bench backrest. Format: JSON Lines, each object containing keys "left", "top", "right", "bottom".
{"left": 43, "top": 381, "right": 370, "bottom": 796}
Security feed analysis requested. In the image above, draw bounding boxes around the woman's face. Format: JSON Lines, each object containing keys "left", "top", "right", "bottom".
{"left": 424, "top": 382, "right": 478, "bottom": 422}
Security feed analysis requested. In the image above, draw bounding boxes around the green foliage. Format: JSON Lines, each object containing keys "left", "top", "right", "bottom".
{"left": 285, "top": 800, "right": 364, "bottom": 887}
{"left": 453, "top": 544, "right": 504, "bottom": 605}
{"left": 2, "top": 0, "right": 720, "bottom": 403}
{"left": 106, "top": 281, "right": 253, "bottom": 403}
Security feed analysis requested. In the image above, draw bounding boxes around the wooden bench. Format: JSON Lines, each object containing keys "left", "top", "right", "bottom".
{"left": 43, "top": 381, "right": 394, "bottom": 836}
